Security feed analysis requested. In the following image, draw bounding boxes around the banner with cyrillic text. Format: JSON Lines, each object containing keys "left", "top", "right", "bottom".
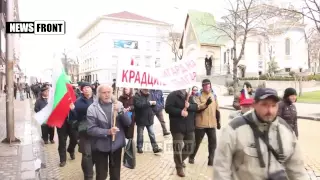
{"left": 116, "top": 56, "right": 197, "bottom": 90}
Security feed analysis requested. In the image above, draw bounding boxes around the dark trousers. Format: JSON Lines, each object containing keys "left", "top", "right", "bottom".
{"left": 14, "top": 90, "right": 17, "bottom": 99}
{"left": 41, "top": 125, "right": 54, "bottom": 141}
{"left": 57, "top": 121, "right": 78, "bottom": 162}
{"left": 92, "top": 148, "right": 122, "bottom": 180}
{"left": 26, "top": 91, "right": 31, "bottom": 99}
{"left": 79, "top": 133, "right": 94, "bottom": 180}
{"left": 136, "top": 125, "right": 158, "bottom": 150}
{"left": 172, "top": 132, "right": 195, "bottom": 169}
{"left": 155, "top": 110, "right": 169, "bottom": 134}
{"left": 206, "top": 67, "right": 212, "bottom": 76}
{"left": 189, "top": 128, "right": 217, "bottom": 161}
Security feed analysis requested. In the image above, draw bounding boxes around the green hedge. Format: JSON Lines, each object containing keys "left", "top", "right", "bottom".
{"left": 239, "top": 74, "right": 320, "bottom": 81}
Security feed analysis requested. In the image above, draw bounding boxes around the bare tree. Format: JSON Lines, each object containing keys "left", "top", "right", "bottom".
{"left": 162, "top": 27, "right": 183, "bottom": 62}
{"left": 308, "top": 29, "right": 320, "bottom": 71}
{"left": 201, "top": 0, "right": 279, "bottom": 92}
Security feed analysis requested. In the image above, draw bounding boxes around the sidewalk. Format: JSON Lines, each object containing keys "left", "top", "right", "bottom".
{"left": 218, "top": 96, "right": 320, "bottom": 121}
{"left": 0, "top": 94, "right": 42, "bottom": 180}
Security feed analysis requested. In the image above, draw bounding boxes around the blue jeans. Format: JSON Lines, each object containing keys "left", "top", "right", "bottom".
{"left": 136, "top": 125, "right": 158, "bottom": 150}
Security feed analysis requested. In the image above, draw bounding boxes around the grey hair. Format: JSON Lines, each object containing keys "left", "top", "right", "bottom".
{"left": 97, "top": 84, "right": 115, "bottom": 102}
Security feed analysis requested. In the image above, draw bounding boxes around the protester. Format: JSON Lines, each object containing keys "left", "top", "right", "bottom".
{"left": 150, "top": 89, "right": 170, "bottom": 136}
{"left": 228, "top": 98, "right": 254, "bottom": 120}
{"left": 133, "top": 89, "right": 162, "bottom": 154}
{"left": 118, "top": 87, "right": 135, "bottom": 139}
{"left": 233, "top": 81, "right": 253, "bottom": 110}
{"left": 214, "top": 88, "right": 308, "bottom": 179}
{"left": 25, "top": 83, "right": 31, "bottom": 99}
{"left": 277, "top": 87, "right": 299, "bottom": 137}
{"left": 87, "top": 84, "right": 131, "bottom": 180}
{"left": 70, "top": 82, "right": 94, "bottom": 180}
{"left": 57, "top": 104, "right": 78, "bottom": 167}
{"left": 191, "top": 86, "right": 198, "bottom": 97}
{"left": 18, "top": 83, "right": 24, "bottom": 101}
{"left": 14, "top": 83, "right": 17, "bottom": 99}
{"left": 34, "top": 85, "right": 55, "bottom": 144}
{"left": 165, "top": 89, "right": 198, "bottom": 177}
{"left": 189, "top": 79, "right": 220, "bottom": 166}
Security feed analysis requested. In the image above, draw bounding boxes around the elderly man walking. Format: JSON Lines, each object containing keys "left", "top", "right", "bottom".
{"left": 87, "top": 84, "right": 131, "bottom": 180}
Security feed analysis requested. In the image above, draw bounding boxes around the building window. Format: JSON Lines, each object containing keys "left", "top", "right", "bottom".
{"left": 135, "top": 56, "right": 140, "bottom": 66}
{"left": 145, "top": 56, "right": 151, "bottom": 67}
{"left": 156, "top": 42, "right": 160, "bottom": 51}
{"left": 285, "top": 38, "right": 290, "bottom": 55}
{"left": 258, "top": 42, "right": 262, "bottom": 55}
{"left": 155, "top": 58, "right": 161, "bottom": 67}
{"left": 285, "top": 68, "right": 291, "bottom": 72}
{"left": 146, "top": 41, "right": 150, "bottom": 51}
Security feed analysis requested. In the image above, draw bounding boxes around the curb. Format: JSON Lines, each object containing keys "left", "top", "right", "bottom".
{"left": 219, "top": 106, "right": 320, "bottom": 121}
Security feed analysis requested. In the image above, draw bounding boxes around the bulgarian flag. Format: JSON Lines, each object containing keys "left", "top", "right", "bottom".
{"left": 34, "top": 60, "right": 76, "bottom": 128}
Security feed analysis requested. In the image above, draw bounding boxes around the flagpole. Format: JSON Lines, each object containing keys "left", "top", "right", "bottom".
{"left": 112, "top": 56, "right": 121, "bottom": 141}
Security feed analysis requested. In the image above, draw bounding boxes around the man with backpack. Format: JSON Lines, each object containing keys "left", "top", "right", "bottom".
{"left": 214, "top": 88, "right": 308, "bottom": 180}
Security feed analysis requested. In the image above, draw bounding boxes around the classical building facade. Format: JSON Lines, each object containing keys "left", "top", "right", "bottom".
{"left": 180, "top": 7, "right": 308, "bottom": 78}
{"left": 0, "top": 0, "right": 22, "bottom": 91}
{"left": 78, "top": 11, "right": 174, "bottom": 84}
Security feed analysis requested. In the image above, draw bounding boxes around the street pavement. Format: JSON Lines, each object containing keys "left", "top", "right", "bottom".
{"left": 0, "top": 93, "right": 38, "bottom": 180}
{"left": 218, "top": 95, "right": 320, "bottom": 120}
{"left": 35, "top": 107, "right": 320, "bottom": 180}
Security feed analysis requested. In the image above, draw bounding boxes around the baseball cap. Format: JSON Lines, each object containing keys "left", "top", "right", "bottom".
{"left": 254, "top": 88, "right": 280, "bottom": 102}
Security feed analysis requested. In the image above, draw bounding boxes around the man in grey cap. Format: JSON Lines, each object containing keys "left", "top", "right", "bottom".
{"left": 214, "top": 88, "right": 308, "bottom": 180}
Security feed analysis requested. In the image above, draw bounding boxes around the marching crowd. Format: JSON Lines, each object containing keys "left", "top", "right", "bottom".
{"left": 30, "top": 78, "right": 308, "bottom": 180}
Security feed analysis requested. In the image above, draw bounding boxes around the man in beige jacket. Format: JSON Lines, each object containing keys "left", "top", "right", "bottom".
{"left": 189, "top": 79, "right": 220, "bottom": 166}
{"left": 214, "top": 88, "right": 308, "bottom": 180}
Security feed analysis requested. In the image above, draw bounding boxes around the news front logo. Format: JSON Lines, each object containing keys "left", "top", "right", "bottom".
{"left": 6, "top": 20, "right": 66, "bottom": 35}
{"left": 133, "top": 139, "right": 196, "bottom": 154}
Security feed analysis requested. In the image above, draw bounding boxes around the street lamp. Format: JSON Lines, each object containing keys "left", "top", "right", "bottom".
{"left": 227, "top": 49, "right": 230, "bottom": 74}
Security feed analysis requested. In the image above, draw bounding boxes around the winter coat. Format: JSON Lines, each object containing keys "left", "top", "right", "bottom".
{"left": 165, "top": 90, "right": 198, "bottom": 133}
{"left": 214, "top": 111, "right": 308, "bottom": 180}
{"left": 277, "top": 100, "right": 298, "bottom": 137}
{"left": 133, "top": 91, "right": 155, "bottom": 126}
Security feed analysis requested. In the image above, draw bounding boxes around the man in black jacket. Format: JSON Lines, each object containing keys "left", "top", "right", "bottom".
{"left": 56, "top": 107, "right": 78, "bottom": 167}
{"left": 69, "top": 82, "right": 94, "bottom": 180}
{"left": 34, "top": 85, "right": 55, "bottom": 144}
{"left": 165, "top": 89, "right": 198, "bottom": 177}
{"left": 133, "top": 89, "right": 162, "bottom": 154}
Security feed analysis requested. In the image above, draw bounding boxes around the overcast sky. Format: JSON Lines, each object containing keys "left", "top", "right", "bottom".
{"left": 18, "top": 0, "right": 303, "bottom": 76}
{"left": 18, "top": 0, "right": 227, "bottom": 76}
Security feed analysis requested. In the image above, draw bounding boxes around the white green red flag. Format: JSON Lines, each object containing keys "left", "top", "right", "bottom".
{"left": 34, "top": 61, "right": 76, "bottom": 128}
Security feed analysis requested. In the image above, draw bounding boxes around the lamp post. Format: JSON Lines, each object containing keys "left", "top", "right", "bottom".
{"left": 227, "top": 49, "right": 230, "bottom": 74}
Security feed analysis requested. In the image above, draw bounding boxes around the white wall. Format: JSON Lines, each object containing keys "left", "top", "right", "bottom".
{"left": 220, "top": 28, "right": 308, "bottom": 77}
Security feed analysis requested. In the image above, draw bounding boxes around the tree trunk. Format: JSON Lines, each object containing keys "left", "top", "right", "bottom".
{"left": 298, "top": 76, "right": 302, "bottom": 96}
{"left": 233, "top": 60, "right": 239, "bottom": 95}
